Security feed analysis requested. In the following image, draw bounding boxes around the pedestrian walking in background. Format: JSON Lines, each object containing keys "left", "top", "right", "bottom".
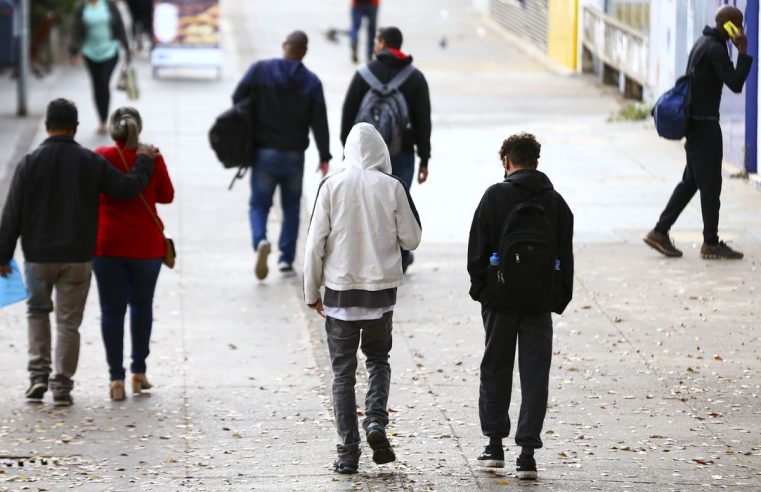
{"left": 125, "top": 0, "right": 154, "bottom": 51}
{"left": 645, "top": 5, "right": 752, "bottom": 260}
{"left": 0, "top": 99, "right": 156, "bottom": 407}
{"left": 467, "top": 133, "right": 573, "bottom": 480}
{"left": 304, "top": 123, "right": 422, "bottom": 475}
{"left": 69, "top": 0, "right": 131, "bottom": 135}
{"left": 349, "top": 0, "right": 379, "bottom": 63}
{"left": 92, "top": 107, "right": 174, "bottom": 401}
{"left": 232, "top": 30, "right": 331, "bottom": 280}
{"left": 341, "top": 26, "right": 431, "bottom": 273}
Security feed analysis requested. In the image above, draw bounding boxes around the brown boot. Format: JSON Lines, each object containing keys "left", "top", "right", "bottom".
{"left": 110, "top": 380, "right": 126, "bottom": 401}
{"left": 643, "top": 229, "right": 683, "bottom": 257}
{"left": 700, "top": 241, "right": 743, "bottom": 260}
{"left": 132, "top": 374, "right": 153, "bottom": 395}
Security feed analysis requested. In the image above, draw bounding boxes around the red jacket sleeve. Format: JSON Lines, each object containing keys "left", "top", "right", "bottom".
{"left": 153, "top": 155, "right": 174, "bottom": 204}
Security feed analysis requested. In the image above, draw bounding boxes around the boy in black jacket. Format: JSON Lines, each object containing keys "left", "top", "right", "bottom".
{"left": 467, "top": 133, "right": 573, "bottom": 480}
{"left": 340, "top": 26, "right": 431, "bottom": 273}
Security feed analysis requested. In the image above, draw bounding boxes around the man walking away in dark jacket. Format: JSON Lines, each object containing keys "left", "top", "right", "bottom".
{"left": 467, "top": 133, "right": 573, "bottom": 481}
{"left": 232, "top": 30, "right": 332, "bottom": 280}
{"left": 341, "top": 26, "right": 431, "bottom": 273}
{"left": 645, "top": 5, "right": 752, "bottom": 260}
{"left": 0, "top": 98, "right": 157, "bottom": 407}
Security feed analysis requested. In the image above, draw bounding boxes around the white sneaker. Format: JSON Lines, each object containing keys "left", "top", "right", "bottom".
{"left": 255, "top": 240, "right": 271, "bottom": 280}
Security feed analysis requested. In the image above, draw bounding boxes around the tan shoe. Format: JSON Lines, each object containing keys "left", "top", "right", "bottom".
{"left": 132, "top": 374, "right": 153, "bottom": 395}
{"left": 110, "top": 380, "right": 126, "bottom": 401}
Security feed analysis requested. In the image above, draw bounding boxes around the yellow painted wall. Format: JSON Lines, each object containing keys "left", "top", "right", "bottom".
{"left": 547, "top": 0, "right": 578, "bottom": 70}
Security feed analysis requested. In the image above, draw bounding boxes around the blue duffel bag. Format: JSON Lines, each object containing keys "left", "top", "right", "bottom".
{"left": 652, "top": 75, "right": 691, "bottom": 140}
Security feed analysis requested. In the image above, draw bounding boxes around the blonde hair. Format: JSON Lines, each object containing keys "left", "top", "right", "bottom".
{"left": 109, "top": 107, "right": 142, "bottom": 150}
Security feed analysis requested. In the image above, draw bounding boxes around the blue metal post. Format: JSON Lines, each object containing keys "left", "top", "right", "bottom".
{"left": 745, "top": 0, "right": 758, "bottom": 173}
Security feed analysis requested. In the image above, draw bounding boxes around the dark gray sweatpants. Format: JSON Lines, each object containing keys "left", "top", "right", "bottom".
{"left": 479, "top": 306, "right": 553, "bottom": 449}
{"left": 325, "top": 312, "right": 392, "bottom": 464}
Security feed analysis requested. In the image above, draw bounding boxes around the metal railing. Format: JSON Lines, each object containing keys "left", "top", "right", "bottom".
{"left": 582, "top": 5, "right": 648, "bottom": 85}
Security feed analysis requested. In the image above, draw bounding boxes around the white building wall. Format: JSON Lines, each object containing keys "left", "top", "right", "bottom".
{"left": 647, "top": 0, "right": 679, "bottom": 101}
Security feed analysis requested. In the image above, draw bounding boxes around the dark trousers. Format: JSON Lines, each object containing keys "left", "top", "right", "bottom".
{"left": 655, "top": 121, "right": 723, "bottom": 245}
{"left": 391, "top": 151, "right": 415, "bottom": 264}
{"left": 325, "top": 313, "right": 393, "bottom": 464}
{"left": 479, "top": 306, "right": 552, "bottom": 449}
{"left": 92, "top": 257, "right": 162, "bottom": 381}
{"left": 350, "top": 5, "right": 378, "bottom": 60}
{"left": 126, "top": 0, "right": 153, "bottom": 40}
{"left": 84, "top": 54, "right": 119, "bottom": 124}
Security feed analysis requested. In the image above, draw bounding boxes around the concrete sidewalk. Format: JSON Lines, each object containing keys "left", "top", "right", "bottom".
{"left": 1, "top": 0, "right": 761, "bottom": 490}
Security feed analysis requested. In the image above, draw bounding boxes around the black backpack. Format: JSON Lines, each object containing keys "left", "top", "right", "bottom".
{"left": 209, "top": 96, "right": 255, "bottom": 188}
{"left": 490, "top": 184, "right": 559, "bottom": 314}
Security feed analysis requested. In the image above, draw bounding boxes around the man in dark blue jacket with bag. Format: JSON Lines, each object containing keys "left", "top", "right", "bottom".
{"left": 232, "top": 30, "right": 331, "bottom": 280}
{"left": 645, "top": 5, "right": 752, "bottom": 260}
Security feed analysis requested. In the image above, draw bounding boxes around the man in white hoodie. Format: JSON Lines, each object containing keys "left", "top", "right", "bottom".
{"left": 304, "top": 123, "right": 422, "bottom": 474}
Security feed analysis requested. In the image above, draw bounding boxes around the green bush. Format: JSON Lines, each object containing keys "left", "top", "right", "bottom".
{"left": 608, "top": 103, "right": 652, "bottom": 122}
{"left": 31, "top": 0, "right": 79, "bottom": 33}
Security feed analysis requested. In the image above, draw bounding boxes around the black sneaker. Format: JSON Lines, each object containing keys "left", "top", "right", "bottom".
{"left": 516, "top": 453, "right": 537, "bottom": 480}
{"left": 643, "top": 229, "right": 683, "bottom": 257}
{"left": 477, "top": 444, "right": 504, "bottom": 468}
{"left": 25, "top": 376, "right": 48, "bottom": 400}
{"left": 53, "top": 394, "right": 73, "bottom": 407}
{"left": 701, "top": 241, "right": 743, "bottom": 260}
{"left": 366, "top": 423, "right": 396, "bottom": 465}
{"left": 333, "top": 459, "right": 358, "bottom": 475}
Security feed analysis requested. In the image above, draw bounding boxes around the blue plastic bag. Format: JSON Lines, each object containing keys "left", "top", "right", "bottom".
{"left": 0, "top": 259, "right": 27, "bottom": 308}
{"left": 653, "top": 75, "right": 691, "bottom": 140}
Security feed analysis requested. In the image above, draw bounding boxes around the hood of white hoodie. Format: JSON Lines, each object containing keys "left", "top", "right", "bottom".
{"left": 342, "top": 123, "right": 391, "bottom": 174}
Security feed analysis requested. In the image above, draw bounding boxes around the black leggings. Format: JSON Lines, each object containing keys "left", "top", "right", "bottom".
{"left": 84, "top": 55, "right": 119, "bottom": 124}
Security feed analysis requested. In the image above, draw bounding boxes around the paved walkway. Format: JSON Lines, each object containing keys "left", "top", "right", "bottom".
{"left": 1, "top": 0, "right": 761, "bottom": 490}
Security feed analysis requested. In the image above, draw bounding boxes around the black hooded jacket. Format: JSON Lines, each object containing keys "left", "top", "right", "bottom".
{"left": 467, "top": 170, "right": 574, "bottom": 314}
{"left": 688, "top": 26, "right": 753, "bottom": 119}
{"left": 341, "top": 50, "right": 432, "bottom": 165}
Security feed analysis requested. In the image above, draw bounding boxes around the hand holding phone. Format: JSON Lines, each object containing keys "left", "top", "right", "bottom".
{"left": 724, "top": 21, "right": 748, "bottom": 53}
{"left": 724, "top": 20, "right": 741, "bottom": 39}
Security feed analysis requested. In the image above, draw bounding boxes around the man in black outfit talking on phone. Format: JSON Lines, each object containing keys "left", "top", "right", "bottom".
{"left": 644, "top": 5, "right": 752, "bottom": 260}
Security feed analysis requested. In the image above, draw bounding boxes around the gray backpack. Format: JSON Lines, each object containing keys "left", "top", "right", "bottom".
{"left": 354, "top": 64, "right": 416, "bottom": 156}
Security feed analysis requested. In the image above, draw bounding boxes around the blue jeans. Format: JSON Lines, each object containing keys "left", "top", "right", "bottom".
{"left": 249, "top": 148, "right": 305, "bottom": 264}
{"left": 350, "top": 5, "right": 378, "bottom": 60}
{"left": 92, "top": 257, "right": 162, "bottom": 381}
{"left": 391, "top": 152, "right": 415, "bottom": 264}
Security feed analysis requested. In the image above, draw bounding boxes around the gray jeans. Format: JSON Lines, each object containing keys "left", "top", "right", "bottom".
{"left": 325, "top": 312, "right": 393, "bottom": 464}
{"left": 25, "top": 262, "right": 92, "bottom": 395}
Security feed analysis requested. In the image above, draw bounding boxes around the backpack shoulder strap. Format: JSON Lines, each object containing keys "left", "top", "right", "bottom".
{"left": 357, "top": 64, "right": 384, "bottom": 91}
{"left": 387, "top": 64, "right": 416, "bottom": 91}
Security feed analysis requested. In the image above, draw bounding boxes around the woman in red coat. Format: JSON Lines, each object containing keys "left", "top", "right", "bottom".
{"left": 93, "top": 106, "right": 174, "bottom": 400}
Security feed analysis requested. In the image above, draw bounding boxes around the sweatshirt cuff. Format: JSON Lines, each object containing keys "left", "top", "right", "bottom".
{"left": 419, "top": 158, "right": 429, "bottom": 168}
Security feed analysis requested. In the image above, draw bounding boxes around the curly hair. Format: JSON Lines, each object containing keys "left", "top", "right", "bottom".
{"left": 499, "top": 132, "right": 541, "bottom": 167}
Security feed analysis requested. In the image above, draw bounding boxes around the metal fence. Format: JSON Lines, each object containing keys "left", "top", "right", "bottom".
{"left": 582, "top": 5, "right": 648, "bottom": 86}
